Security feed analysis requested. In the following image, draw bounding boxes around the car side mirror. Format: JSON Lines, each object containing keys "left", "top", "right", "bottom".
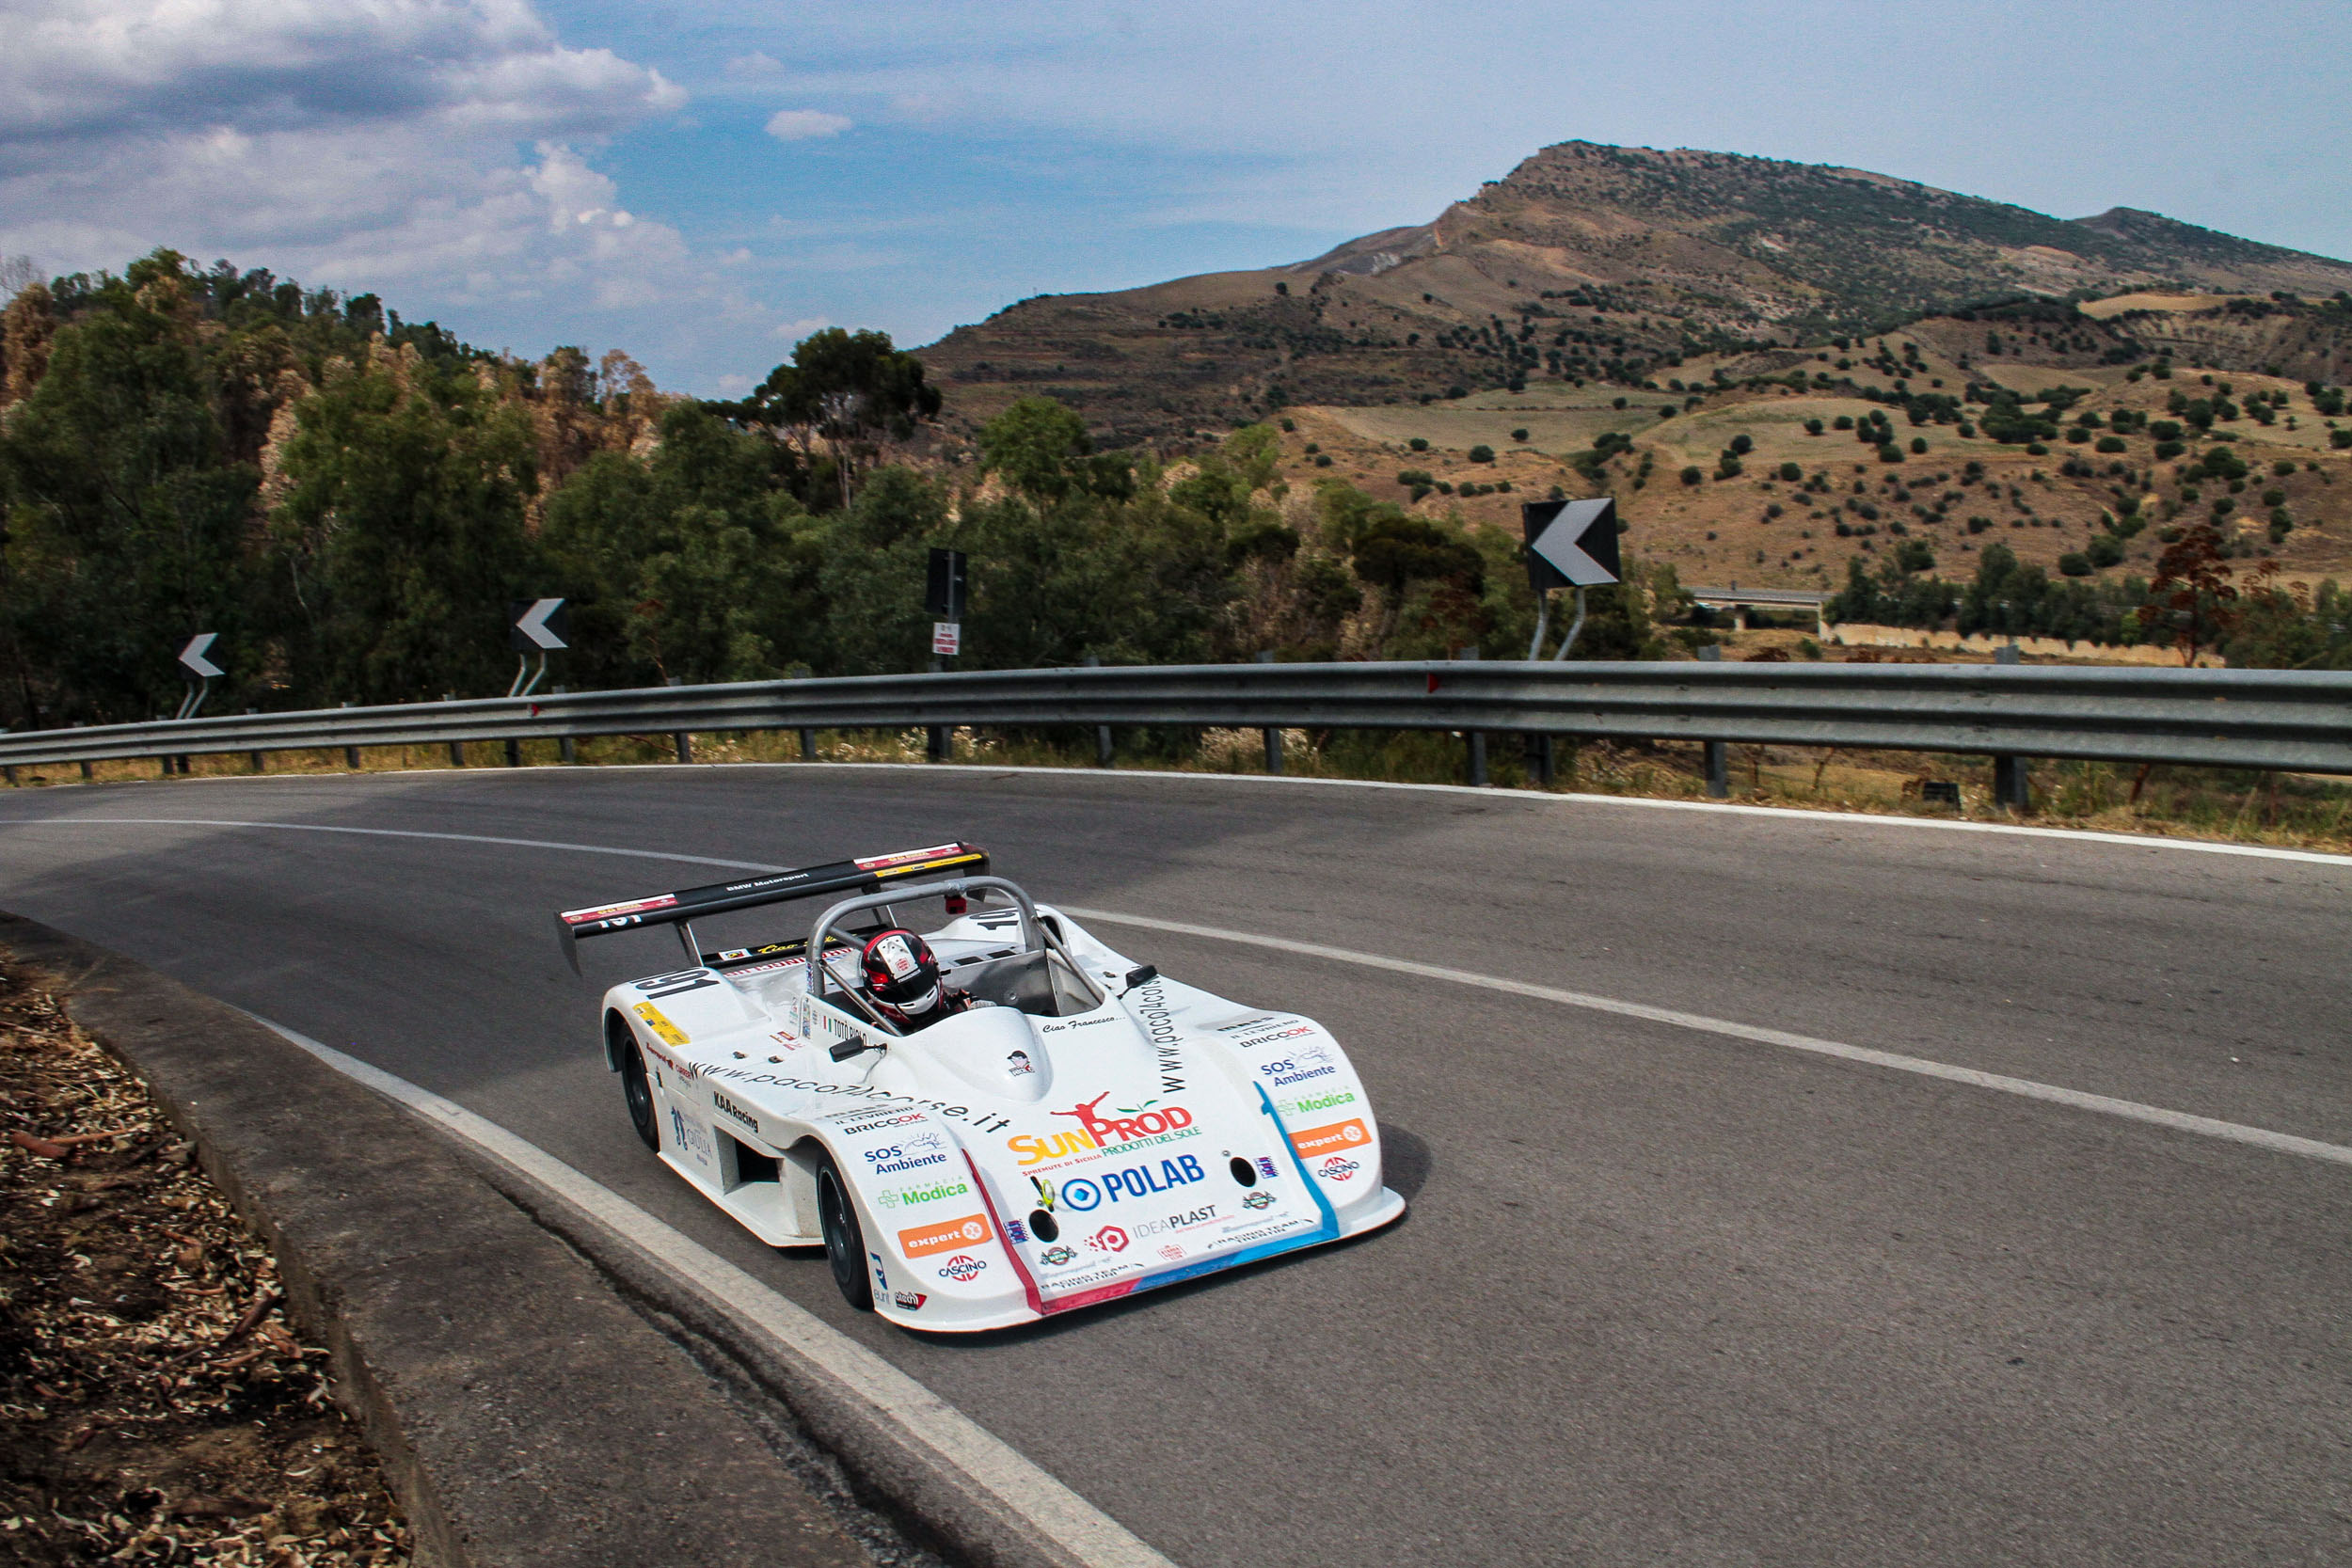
{"left": 1123, "top": 965, "right": 1156, "bottom": 991}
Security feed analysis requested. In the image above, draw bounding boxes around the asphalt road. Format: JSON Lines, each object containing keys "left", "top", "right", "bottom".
{"left": 2, "top": 764, "right": 2346, "bottom": 1568}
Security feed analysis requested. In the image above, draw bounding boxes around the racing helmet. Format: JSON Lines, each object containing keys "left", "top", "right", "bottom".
{"left": 859, "top": 928, "right": 944, "bottom": 1020}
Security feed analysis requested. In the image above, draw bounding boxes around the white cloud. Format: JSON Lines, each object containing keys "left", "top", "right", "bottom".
{"left": 0, "top": 0, "right": 724, "bottom": 360}
{"left": 771, "top": 316, "right": 830, "bottom": 341}
{"left": 725, "top": 52, "right": 782, "bottom": 78}
{"left": 765, "top": 109, "right": 851, "bottom": 142}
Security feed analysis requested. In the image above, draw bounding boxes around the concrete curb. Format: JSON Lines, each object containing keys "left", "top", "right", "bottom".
{"left": 2, "top": 914, "right": 876, "bottom": 1568}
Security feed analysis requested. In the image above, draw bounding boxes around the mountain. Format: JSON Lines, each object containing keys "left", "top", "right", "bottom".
{"left": 919, "top": 142, "right": 2352, "bottom": 444}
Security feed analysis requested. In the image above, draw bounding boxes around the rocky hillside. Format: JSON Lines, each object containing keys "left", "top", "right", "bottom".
{"left": 921, "top": 141, "right": 2352, "bottom": 445}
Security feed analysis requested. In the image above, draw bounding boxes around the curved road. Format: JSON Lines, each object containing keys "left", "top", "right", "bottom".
{"left": 2, "top": 765, "right": 2346, "bottom": 1567}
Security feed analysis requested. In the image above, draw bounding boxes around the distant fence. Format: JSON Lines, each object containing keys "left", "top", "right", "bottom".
{"left": 5, "top": 661, "right": 2348, "bottom": 783}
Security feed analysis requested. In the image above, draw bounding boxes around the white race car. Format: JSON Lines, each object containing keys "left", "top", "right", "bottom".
{"left": 556, "top": 842, "right": 1405, "bottom": 1331}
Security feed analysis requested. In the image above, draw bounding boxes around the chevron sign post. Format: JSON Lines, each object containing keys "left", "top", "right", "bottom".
{"left": 1521, "top": 498, "right": 1620, "bottom": 659}
{"left": 510, "top": 598, "right": 569, "bottom": 652}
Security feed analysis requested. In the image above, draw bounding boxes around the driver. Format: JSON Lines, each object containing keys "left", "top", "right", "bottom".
{"left": 858, "top": 928, "right": 973, "bottom": 1032}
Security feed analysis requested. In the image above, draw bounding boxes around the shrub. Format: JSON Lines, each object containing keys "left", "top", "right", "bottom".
{"left": 1408, "top": 436, "right": 1429, "bottom": 451}
{"left": 2026, "top": 442, "right": 2050, "bottom": 456}
{"left": 1312, "top": 453, "right": 1332, "bottom": 467}
{"left": 1779, "top": 462, "right": 1803, "bottom": 482}
{"left": 2154, "top": 439, "right": 2185, "bottom": 460}
{"left": 2273, "top": 458, "right": 2297, "bottom": 477}
{"left": 2095, "top": 436, "right": 2126, "bottom": 452}
{"left": 2058, "top": 551, "right": 2092, "bottom": 577}
{"left": 1909, "top": 436, "right": 1928, "bottom": 453}
{"left": 1396, "top": 468, "right": 1434, "bottom": 488}
{"left": 1468, "top": 444, "right": 1495, "bottom": 463}
{"left": 1728, "top": 434, "right": 1754, "bottom": 454}
{"left": 1511, "top": 428, "right": 1530, "bottom": 442}
{"left": 1966, "top": 515, "right": 1992, "bottom": 533}
{"left": 1833, "top": 415, "right": 1854, "bottom": 430}
{"left": 2262, "top": 487, "right": 2286, "bottom": 507}
{"left": 1680, "top": 466, "right": 1704, "bottom": 485}
{"left": 1878, "top": 443, "right": 1904, "bottom": 463}
{"left": 2087, "top": 533, "right": 2124, "bottom": 567}
{"left": 2332, "top": 429, "right": 2352, "bottom": 450}
{"left": 1804, "top": 419, "right": 1823, "bottom": 435}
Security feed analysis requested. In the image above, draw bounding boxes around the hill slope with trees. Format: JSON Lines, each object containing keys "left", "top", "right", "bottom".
{"left": 921, "top": 141, "right": 2352, "bottom": 444}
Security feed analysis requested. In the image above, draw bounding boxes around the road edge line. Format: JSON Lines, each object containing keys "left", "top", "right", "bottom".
{"left": 1065, "top": 907, "right": 2352, "bottom": 1170}
{"left": 254, "top": 1019, "right": 1181, "bottom": 1568}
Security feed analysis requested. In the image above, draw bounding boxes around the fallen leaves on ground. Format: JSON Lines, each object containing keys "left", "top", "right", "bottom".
{"left": 0, "top": 956, "right": 413, "bottom": 1565}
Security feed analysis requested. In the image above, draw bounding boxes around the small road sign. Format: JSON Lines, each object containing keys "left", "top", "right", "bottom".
{"left": 178, "top": 633, "right": 223, "bottom": 679}
{"left": 926, "top": 549, "right": 967, "bottom": 621}
{"left": 1521, "top": 499, "right": 1622, "bottom": 590}
{"left": 511, "top": 598, "right": 569, "bottom": 652}
{"left": 932, "top": 623, "right": 962, "bottom": 657}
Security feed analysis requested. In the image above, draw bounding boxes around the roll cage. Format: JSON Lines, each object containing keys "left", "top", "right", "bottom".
{"left": 808, "top": 875, "right": 1107, "bottom": 1039}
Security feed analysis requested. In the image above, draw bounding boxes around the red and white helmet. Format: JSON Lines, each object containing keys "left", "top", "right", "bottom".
{"left": 859, "top": 928, "right": 944, "bottom": 1021}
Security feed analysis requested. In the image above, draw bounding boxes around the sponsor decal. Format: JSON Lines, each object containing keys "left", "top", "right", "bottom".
{"left": 1056, "top": 1154, "right": 1205, "bottom": 1212}
{"left": 1256, "top": 1156, "right": 1279, "bottom": 1180}
{"left": 1239, "top": 1025, "right": 1316, "bottom": 1050}
{"left": 900, "top": 1213, "right": 993, "bottom": 1258}
{"left": 1008, "top": 1093, "right": 1197, "bottom": 1168}
{"left": 1157, "top": 1243, "right": 1184, "bottom": 1261}
{"left": 667, "top": 1108, "right": 712, "bottom": 1165}
{"left": 697, "top": 1070, "right": 1011, "bottom": 1135}
{"left": 829, "top": 1109, "right": 928, "bottom": 1133}
{"left": 1279, "top": 1088, "right": 1358, "bottom": 1117}
{"left": 1213, "top": 1014, "right": 1279, "bottom": 1034}
{"left": 1242, "top": 1191, "right": 1275, "bottom": 1210}
{"left": 1006, "top": 1218, "right": 1029, "bottom": 1243}
{"left": 874, "top": 1178, "right": 971, "bottom": 1211}
{"left": 893, "top": 1291, "right": 928, "bottom": 1310}
{"left": 1319, "top": 1156, "right": 1361, "bottom": 1182}
{"left": 1130, "top": 1204, "right": 1219, "bottom": 1239}
{"left": 562, "top": 893, "right": 679, "bottom": 924}
{"left": 935, "top": 1253, "right": 988, "bottom": 1284}
{"left": 855, "top": 843, "right": 967, "bottom": 872}
{"left": 768, "top": 1029, "right": 803, "bottom": 1052}
{"left": 1288, "top": 1118, "right": 1371, "bottom": 1160}
{"left": 1256, "top": 1043, "right": 1339, "bottom": 1086}
{"left": 633, "top": 1001, "right": 689, "bottom": 1048}
{"left": 1039, "top": 1244, "right": 1077, "bottom": 1267}
{"left": 868, "top": 1251, "right": 889, "bottom": 1296}
{"left": 719, "top": 947, "right": 751, "bottom": 961}
{"left": 710, "top": 1090, "right": 759, "bottom": 1135}
{"left": 864, "top": 1137, "right": 952, "bottom": 1175}
{"left": 1007, "top": 1049, "right": 1035, "bottom": 1076}
{"left": 1125, "top": 984, "right": 1188, "bottom": 1094}
{"left": 1086, "top": 1226, "right": 1129, "bottom": 1254}
{"left": 644, "top": 1043, "right": 697, "bottom": 1083}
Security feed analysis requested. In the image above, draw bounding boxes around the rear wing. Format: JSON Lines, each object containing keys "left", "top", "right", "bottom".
{"left": 554, "top": 841, "right": 988, "bottom": 974}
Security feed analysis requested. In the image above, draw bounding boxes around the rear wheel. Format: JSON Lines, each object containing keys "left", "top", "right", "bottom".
{"left": 619, "top": 1037, "right": 660, "bottom": 1151}
{"left": 815, "top": 1154, "right": 873, "bottom": 1310}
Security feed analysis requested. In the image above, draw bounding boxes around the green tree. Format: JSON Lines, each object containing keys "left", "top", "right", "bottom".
{"left": 0, "top": 260, "right": 258, "bottom": 724}
{"left": 266, "top": 355, "right": 542, "bottom": 703}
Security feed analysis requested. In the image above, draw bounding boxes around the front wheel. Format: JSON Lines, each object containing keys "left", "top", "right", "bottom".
{"left": 815, "top": 1154, "right": 873, "bottom": 1310}
{"left": 620, "top": 1037, "right": 660, "bottom": 1151}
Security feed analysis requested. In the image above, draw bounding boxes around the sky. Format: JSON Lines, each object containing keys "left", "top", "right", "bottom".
{"left": 5, "top": 1, "right": 2350, "bottom": 396}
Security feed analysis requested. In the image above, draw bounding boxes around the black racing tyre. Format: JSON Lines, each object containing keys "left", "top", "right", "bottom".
{"left": 619, "top": 1036, "right": 660, "bottom": 1152}
{"left": 816, "top": 1153, "right": 873, "bottom": 1311}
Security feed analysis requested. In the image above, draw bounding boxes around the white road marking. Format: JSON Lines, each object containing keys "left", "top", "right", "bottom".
{"left": 1063, "top": 907, "right": 2352, "bottom": 1171}
{"left": 28, "top": 757, "right": 2352, "bottom": 865}
{"left": 7, "top": 811, "right": 2344, "bottom": 1165}
{"left": 0, "top": 816, "right": 778, "bottom": 872}
{"left": 255, "top": 1019, "right": 1179, "bottom": 1568}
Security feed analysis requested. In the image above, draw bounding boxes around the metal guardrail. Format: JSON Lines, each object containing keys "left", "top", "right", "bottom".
{"left": 2, "top": 661, "right": 2348, "bottom": 774}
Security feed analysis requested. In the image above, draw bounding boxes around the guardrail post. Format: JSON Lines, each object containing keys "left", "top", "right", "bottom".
{"left": 1696, "top": 646, "right": 1729, "bottom": 798}
{"left": 553, "top": 687, "right": 576, "bottom": 764}
{"left": 662, "top": 675, "right": 692, "bottom": 764}
{"left": 1454, "top": 647, "right": 1487, "bottom": 786}
{"left": 1255, "top": 651, "right": 1281, "bottom": 774}
{"left": 1086, "top": 655, "right": 1113, "bottom": 767}
{"left": 338, "top": 702, "right": 360, "bottom": 769}
{"left": 1993, "top": 755, "right": 2031, "bottom": 814}
{"left": 1529, "top": 734, "right": 1555, "bottom": 787}
{"left": 440, "top": 695, "right": 461, "bottom": 767}
{"left": 800, "top": 728, "right": 817, "bottom": 760}
{"left": 3, "top": 765, "right": 13, "bottom": 786}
